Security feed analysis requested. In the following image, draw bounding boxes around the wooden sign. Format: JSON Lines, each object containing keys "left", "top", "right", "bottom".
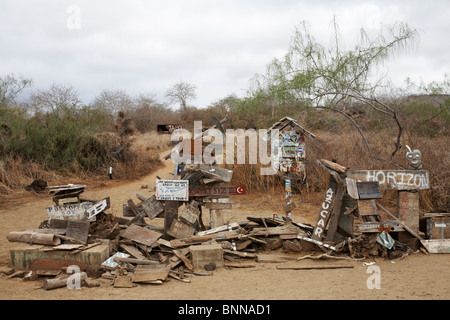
{"left": 189, "top": 186, "right": 246, "bottom": 197}
{"left": 156, "top": 180, "right": 189, "bottom": 201}
{"left": 346, "top": 170, "right": 430, "bottom": 190}
{"left": 46, "top": 202, "right": 93, "bottom": 221}
{"left": 312, "top": 178, "right": 338, "bottom": 241}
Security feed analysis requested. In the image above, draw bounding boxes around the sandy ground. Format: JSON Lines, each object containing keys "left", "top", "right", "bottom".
{"left": 0, "top": 157, "right": 449, "bottom": 301}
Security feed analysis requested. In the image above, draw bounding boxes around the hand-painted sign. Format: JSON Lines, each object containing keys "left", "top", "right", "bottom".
{"left": 189, "top": 185, "right": 246, "bottom": 197}
{"left": 46, "top": 202, "right": 93, "bottom": 221}
{"left": 156, "top": 179, "right": 189, "bottom": 201}
{"left": 346, "top": 170, "right": 430, "bottom": 190}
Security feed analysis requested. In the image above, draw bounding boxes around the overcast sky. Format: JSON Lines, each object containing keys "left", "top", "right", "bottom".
{"left": 1, "top": 0, "right": 449, "bottom": 108}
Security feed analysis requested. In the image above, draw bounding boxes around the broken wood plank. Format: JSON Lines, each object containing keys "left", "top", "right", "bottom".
{"left": 250, "top": 224, "right": 299, "bottom": 236}
{"left": 173, "top": 249, "right": 194, "bottom": 272}
{"left": 197, "top": 222, "right": 242, "bottom": 236}
{"left": 120, "top": 224, "right": 162, "bottom": 247}
{"left": 114, "top": 275, "right": 135, "bottom": 288}
{"left": 276, "top": 264, "right": 354, "bottom": 270}
{"left": 224, "top": 261, "right": 256, "bottom": 268}
{"left": 114, "top": 256, "right": 159, "bottom": 265}
{"left": 256, "top": 254, "right": 297, "bottom": 263}
{"left": 65, "top": 220, "right": 90, "bottom": 243}
{"left": 179, "top": 203, "right": 200, "bottom": 226}
{"left": 132, "top": 265, "right": 170, "bottom": 283}
{"left": 320, "top": 159, "right": 347, "bottom": 173}
{"left": 297, "top": 253, "right": 363, "bottom": 261}
{"left": 168, "top": 271, "right": 191, "bottom": 283}
{"left": 120, "top": 244, "right": 148, "bottom": 260}
{"left": 141, "top": 195, "right": 165, "bottom": 220}
{"left": 223, "top": 249, "right": 256, "bottom": 259}
{"left": 164, "top": 200, "right": 179, "bottom": 239}
{"left": 167, "top": 219, "right": 195, "bottom": 239}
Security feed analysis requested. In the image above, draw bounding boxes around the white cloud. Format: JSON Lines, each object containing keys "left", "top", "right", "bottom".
{"left": 0, "top": 0, "right": 449, "bottom": 108}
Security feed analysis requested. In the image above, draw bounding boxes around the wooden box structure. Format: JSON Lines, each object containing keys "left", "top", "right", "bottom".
{"left": 10, "top": 242, "right": 110, "bottom": 271}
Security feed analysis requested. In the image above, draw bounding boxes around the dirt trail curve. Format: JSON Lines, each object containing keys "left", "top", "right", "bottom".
{"left": 0, "top": 155, "right": 449, "bottom": 300}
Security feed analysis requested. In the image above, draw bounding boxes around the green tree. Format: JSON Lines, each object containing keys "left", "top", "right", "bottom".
{"left": 252, "top": 19, "right": 418, "bottom": 159}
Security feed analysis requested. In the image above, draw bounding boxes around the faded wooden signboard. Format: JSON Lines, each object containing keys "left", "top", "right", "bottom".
{"left": 156, "top": 179, "right": 189, "bottom": 201}
{"left": 346, "top": 170, "right": 430, "bottom": 190}
{"left": 46, "top": 202, "right": 93, "bottom": 221}
{"left": 189, "top": 185, "right": 246, "bottom": 197}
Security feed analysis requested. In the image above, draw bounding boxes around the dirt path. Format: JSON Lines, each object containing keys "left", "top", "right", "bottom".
{"left": 0, "top": 156, "right": 449, "bottom": 300}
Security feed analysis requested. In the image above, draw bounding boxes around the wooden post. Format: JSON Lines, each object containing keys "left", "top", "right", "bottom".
{"left": 164, "top": 201, "right": 179, "bottom": 240}
{"left": 311, "top": 177, "right": 338, "bottom": 241}
{"left": 209, "top": 199, "right": 224, "bottom": 228}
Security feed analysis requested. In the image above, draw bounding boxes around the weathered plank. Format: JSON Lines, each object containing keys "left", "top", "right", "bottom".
{"left": 251, "top": 225, "right": 299, "bottom": 236}
{"left": 120, "top": 244, "right": 148, "bottom": 260}
{"left": 179, "top": 204, "right": 200, "bottom": 226}
{"left": 420, "top": 239, "right": 450, "bottom": 254}
{"left": 132, "top": 265, "right": 170, "bottom": 283}
{"left": 141, "top": 195, "right": 165, "bottom": 219}
{"left": 397, "top": 190, "right": 420, "bottom": 234}
{"left": 173, "top": 249, "right": 194, "bottom": 272}
{"left": 164, "top": 201, "right": 179, "bottom": 239}
{"left": 276, "top": 264, "right": 354, "bottom": 270}
{"left": 167, "top": 219, "right": 195, "bottom": 239}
